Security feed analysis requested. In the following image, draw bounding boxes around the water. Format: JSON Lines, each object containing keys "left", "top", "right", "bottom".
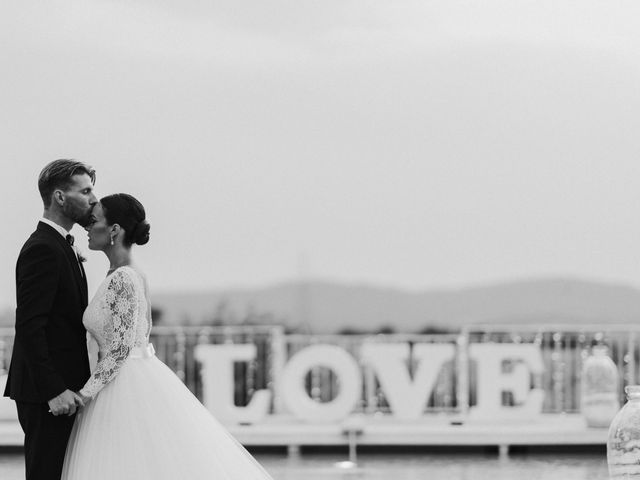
{"left": 0, "top": 448, "right": 609, "bottom": 479}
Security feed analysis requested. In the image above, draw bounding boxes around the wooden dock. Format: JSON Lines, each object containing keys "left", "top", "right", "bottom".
{"left": 229, "top": 414, "right": 609, "bottom": 455}
{"left": 2, "top": 414, "right": 608, "bottom": 455}
{"left": 0, "top": 414, "right": 609, "bottom": 456}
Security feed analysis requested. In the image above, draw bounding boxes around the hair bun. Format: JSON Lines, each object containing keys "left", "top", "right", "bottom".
{"left": 132, "top": 219, "right": 151, "bottom": 246}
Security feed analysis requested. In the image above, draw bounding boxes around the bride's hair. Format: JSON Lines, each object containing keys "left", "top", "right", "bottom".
{"left": 100, "top": 193, "right": 151, "bottom": 246}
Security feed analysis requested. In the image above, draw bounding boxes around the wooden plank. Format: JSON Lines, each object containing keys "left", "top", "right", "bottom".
{"left": 0, "top": 415, "right": 610, "bottom": 448}
{"left": 228, "top": 414, "right": 609, "bottom": 447}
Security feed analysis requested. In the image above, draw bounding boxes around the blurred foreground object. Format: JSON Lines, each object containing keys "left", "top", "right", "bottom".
{"left": 608, "top": 385, "right": 640, "bottom": 478}
{"left": 581, "top": 345, "right": 619, "bottom": 428}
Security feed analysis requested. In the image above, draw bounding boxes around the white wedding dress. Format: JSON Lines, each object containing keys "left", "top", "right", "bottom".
{"left": 61, "top": 266, "right": 274, "bottom": 480}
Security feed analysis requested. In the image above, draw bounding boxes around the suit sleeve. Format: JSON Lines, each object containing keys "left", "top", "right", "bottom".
{"left": 14, "top": 243, "right": 67, "bottom": 400}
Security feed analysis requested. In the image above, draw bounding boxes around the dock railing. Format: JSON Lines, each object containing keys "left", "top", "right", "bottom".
{"left": 2, "top": 324, "right": 640, "bottom": 418}
{"left": 0, "top": 325, "right": 282, "bottom": 410}
{"left": 462, "top": 324, "right": 640, "bottom": 415}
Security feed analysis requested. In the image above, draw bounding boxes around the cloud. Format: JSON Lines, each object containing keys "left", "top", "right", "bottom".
{"left": 2, "top": 0, "right": 640, "bottom": 303}
{"left": 0, "top": 0, "right": 312, "bottom": 68}
{"left": 4, "top": 0, "right": 640, "bottom": 72}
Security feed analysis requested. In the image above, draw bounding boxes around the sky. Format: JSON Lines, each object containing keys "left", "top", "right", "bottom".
{"left": 2, "top": 0, "right": 640, "bottom": 309}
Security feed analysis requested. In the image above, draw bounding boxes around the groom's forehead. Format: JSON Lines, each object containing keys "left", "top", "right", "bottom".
{"left": 68, "top": 173, "right": 94, "bottom": 190}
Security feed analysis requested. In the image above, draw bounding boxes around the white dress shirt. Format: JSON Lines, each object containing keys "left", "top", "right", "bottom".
{"left": 40, "top": 217, "right": 71, "bottom": 239}
{"left": 40, "top": 217, "right": 84, "bottom": 277}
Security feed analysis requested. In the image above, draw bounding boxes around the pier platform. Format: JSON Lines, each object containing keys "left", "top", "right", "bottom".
{"left": 228, "top": 414, "right": 609, "bottom": 454}
{"left": 1, "top": 414, "right": 608, "bottom": 453}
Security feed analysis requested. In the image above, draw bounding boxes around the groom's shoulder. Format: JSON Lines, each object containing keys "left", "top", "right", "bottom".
{"left": 25, "top": 221, "right": 61, "bottom": 243}
{"left": 18, "top": 224, "right": 62, "bottom": 259}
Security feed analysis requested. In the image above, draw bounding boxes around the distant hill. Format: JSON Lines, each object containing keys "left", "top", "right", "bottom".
{"left": 150, "top": 277, "right": 640, "bottom": 333}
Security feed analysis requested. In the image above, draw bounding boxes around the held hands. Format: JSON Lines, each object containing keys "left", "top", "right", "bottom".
{"left": 77, "top": 392, "right": 91, "bottom": 407}
{"left": 47, "top": 389, "right": 86, "bottom": 416}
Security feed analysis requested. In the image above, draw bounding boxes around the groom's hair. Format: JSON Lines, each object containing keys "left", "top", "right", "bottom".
{"left": 38, "top": 159, "right": 96, "bottom": 208}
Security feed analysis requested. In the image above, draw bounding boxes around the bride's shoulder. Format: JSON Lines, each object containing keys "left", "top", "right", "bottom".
{"left": 105, "top": 266, "right": 143, "bottom": 289}
{"left": 109, "top": 265, "right": 145, "bottom": 278}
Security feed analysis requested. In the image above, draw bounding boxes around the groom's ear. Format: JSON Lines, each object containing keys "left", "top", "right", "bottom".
{"left": 53, "top": 189, "right": 65, "bottom": 206}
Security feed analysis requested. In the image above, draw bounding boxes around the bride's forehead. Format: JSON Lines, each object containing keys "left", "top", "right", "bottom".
{"left": 93, "top": 203, "right": 106, "bottom": 218}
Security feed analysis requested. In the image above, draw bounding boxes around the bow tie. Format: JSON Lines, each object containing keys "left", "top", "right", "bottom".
{"left": 66, "top": 234, "right": 75, "bottom": 246}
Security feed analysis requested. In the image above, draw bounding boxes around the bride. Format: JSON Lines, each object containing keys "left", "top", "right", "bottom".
{"left": 61, "top": 193, "right": 274, "bottom": 480}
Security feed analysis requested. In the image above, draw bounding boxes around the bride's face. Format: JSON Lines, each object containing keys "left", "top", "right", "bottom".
{"left": 86, "top": 203, "right": 113, "bottom": 251}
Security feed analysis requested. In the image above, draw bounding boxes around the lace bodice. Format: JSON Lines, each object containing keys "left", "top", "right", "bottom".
{"left": 79, "top": 266, "right": 152, "bottom": 398}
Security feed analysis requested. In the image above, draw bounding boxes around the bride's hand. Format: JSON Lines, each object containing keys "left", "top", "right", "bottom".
{"left": 73, "top": 392, "right": 90, "bottom": 407}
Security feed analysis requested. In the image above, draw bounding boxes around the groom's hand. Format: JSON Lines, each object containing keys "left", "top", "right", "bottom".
{"left": 48, "top": 389, "right": 80, "bottom": 416}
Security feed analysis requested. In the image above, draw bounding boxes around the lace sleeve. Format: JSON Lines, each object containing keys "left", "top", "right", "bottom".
{"left": 79, "top": 270, "right": 139, "bottom": 398}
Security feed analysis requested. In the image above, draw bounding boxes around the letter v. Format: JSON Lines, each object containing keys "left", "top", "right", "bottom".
{"left": 361, "top": 343, "right": 454, "bottom": 419}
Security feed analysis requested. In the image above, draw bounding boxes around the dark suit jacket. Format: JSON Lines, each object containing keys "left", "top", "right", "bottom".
{"left": 4, "top": 221, "right": 91, "bottom": 403}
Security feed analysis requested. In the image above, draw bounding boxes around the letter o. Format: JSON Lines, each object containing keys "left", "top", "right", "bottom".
{"left": 282, "top": 344, "right": 362, "bottom": 423}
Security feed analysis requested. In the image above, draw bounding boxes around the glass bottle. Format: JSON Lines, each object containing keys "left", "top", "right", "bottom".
{"left": 608, "top": 385, "right": 640, "bottom": 479}
{"left": 581, "top": 345, "right": 620, "bottom": 428}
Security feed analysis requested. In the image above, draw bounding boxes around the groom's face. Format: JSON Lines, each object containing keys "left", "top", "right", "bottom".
{"left": 60, "top": 173, "right": 97, "bottom": 227}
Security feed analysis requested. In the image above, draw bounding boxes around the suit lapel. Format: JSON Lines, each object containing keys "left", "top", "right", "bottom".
{"left": 78, "top": 260, "right": 88, "bottom": 306}
{"left": 37, "top": 222, "right": 87, "bottom": 307}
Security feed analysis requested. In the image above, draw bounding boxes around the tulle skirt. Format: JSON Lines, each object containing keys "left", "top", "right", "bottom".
{"left": 61, "top": 354, "right": 274, "bottom": 480}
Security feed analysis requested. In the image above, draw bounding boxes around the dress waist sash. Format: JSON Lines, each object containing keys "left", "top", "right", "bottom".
{"left": 129, "top": 343, "right": 156, "bottom": 359}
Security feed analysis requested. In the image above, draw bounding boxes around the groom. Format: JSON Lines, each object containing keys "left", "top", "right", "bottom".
{"left": 4, "top": 160, "right": 97, "bottom": 480}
